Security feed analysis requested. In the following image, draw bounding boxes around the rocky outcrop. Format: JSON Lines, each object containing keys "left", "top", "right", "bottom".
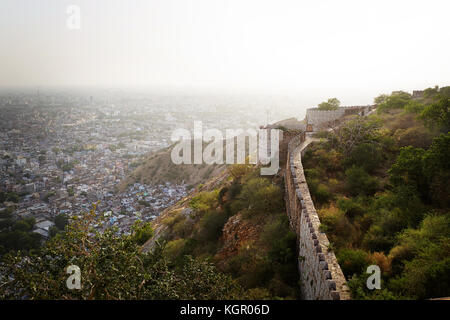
{"left": 215, "top": 213, "right": 261, "bottom": 261}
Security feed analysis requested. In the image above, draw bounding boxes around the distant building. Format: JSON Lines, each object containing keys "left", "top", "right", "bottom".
{"left": 33, "top": 220, "right": 55, "bottom": 239}
{"left": 15, "top": 157, "right": 26, "bottom": 166}
{"left": 305, "top": 106, "right": 373, "bottom": 132}
{"left": 24, "top": 183, "right": 35, "bottom": 193}
{"left": 412, "top": 90, "right": 424, "bottom": 99}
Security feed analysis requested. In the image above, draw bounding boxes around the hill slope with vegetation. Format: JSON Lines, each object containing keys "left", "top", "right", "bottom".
{"left": 152, "top": 163, "right": 300, "bottom": 299}
{"left": 118, "top": 143, "right": 227, "bottom": 192}
{"left": 302, "top": 86, "right": 450, "bottom": 299}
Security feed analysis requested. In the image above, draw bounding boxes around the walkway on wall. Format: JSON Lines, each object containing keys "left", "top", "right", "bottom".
{"left": 284, "top": 109, "right": 376, "bottom": 299}
{"left": 284, "top": 130, "right": 351, "bottom": 299}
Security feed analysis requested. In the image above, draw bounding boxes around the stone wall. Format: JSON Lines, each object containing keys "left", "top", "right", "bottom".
{"left": 284, "top": 133, "right": 351, "bottom": 300}
{"left": 306, "top": 108, "right": 345, "bottom": 127}
{"left": 305, "top": 105, "right": 373, "bottom": 131}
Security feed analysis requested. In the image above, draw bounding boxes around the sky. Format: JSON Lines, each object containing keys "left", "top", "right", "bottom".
{"left": 0, "top": 0, "right": 449, "bottom": 104}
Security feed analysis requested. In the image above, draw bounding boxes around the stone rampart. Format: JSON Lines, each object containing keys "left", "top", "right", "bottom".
{"left": 284, "top": 133, "right": 350, "bottom": 300}
{"left": 305, "top": 105, "right": 374, "bottom": 131}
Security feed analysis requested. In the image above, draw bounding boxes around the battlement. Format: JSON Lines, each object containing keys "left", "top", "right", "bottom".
{"left": 305, "top": 105, "right": 374, "bottom": 132}
{"left": 284, "top": 133, "right": 351, "bottom": 300}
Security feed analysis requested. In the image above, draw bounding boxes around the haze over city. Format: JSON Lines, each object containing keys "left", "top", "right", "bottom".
{"left": 1, "top": 0, "right": 449, "bottom": 105}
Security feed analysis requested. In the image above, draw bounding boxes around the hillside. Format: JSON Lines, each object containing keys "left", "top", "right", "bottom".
{"left": 118, "top": 143, "right": 227, "bottom": 192}
{"left": 142, "top": 86, "right": 449, "bottom": 300}
{"left": 302, "top": 87, "right": 450, "bottom": 299}
{"left": 142, "top": 162, "right": 301, "bottom": 299}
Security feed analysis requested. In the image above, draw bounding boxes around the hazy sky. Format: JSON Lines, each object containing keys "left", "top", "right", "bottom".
{"left": 1, "top": 0, "right": 449, "bottom": 104}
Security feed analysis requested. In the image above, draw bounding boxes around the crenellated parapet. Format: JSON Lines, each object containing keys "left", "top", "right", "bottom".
{"left": 284, "top": 132, "right": 351, "bottom": 300}
{"left": 305, "top": 105, "right": 374, "bottom": 132}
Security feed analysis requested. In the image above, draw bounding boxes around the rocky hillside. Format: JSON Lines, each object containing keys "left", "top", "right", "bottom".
{"left": 118, "top": 143, "right": 227, "bottom": 192}
{"left": 142, "top": 161, "right": 300, "bottom": 299}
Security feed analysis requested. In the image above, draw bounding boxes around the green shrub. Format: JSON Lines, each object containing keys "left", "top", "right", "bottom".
{"left": 377, "top": 91, "right": 411, "bottom": 113}
{"left": 196, "top": 211, "right": 229, "bottom": 244}
{"left": 420, "top": 98, "right": 450, "bottom": 132}
{"left": 388, "top": 214, "right": 450, "bottom": 299}
{"left": 337, "top": 197, "right": 365, "bottom": 220}
{"left": 54, "top": 214, "right": 69, "bottom": 230}
{"left": 346, "top": 143, "right": 382, "bottom": 173}
{"left": 315, "top": 184, "right": 333, "bottom": 205}
{"left": 239, "top": 178, "right": 283, "bottom": 215}
{"left": 337, "top": 248, "right": 373, "bottom": 278}
{"left": 131, "top": 220, "right": 154, "bottom": 245}
{"left": 345, "top": 166, "right": 379, "bottom": 196}
{"left": 404, "top": 100, "right": 424, "bottom": 114}
{"left": 190, "top": 190, "right": 219, "bottom": 214}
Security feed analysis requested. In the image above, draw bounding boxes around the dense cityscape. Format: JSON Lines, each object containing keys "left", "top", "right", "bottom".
{"left": 0, "top": 89, "right": 296, "bottom": 242}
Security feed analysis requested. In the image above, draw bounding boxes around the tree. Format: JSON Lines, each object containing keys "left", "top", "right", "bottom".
{"left": 318, "top": 98, "right": 340, "bottom": 110}
{"left": 389, "top": 134, "right": 450, "bottom": 207}
{"left": 404, "top": 100, "right": 424, "bottom": 114}
{"left": 346, "top": 142, "right": 382, "bottom": 173}
{"left": 420, "top": 98, "right": 450, "bottom": 132}
{"left": 337, "top": 248, "right": 373, "bottom": 278}
{"left": 239, "top": 178, "right": 283, "bottom": 214}
{"left": 345, "top": 166, "right": 378, "bottom": 196}
{"left": 332, "top": 118, "right": 381, "bottom": 157}
{"left": 388, "top": 146, "right": 427, "bottom": 199}
{"left": 67, "top": 187, "right": 75, "bottom": 197}
{"left": 422, "top": 133, "right": 450, "bottom": 207}
{"left": 374, "top": 94, "right": 389, "bottom": 105}
{"left": 0, "top": 207, "right": 244, "bottom": 299}
{"left": 54, "top": 214, "right": 69, "bottom": 230}
{"left": 389, "top": 214, "right": 450, "bottom": 299}
{"left": 131, "top": 220, "right": 154, "bottom": 245}
{"left": 377, "top": 92, "right": 411, "bottom": 113}
{"left": 423, "top": 86, "right": 439, "bottom": 99}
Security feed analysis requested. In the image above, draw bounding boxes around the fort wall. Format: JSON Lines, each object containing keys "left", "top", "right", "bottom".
{"left": 284, "top": 133, "right": 351, "bottom": 300}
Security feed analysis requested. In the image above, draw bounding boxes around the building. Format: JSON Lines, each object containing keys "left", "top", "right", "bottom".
{"left": 412, "top": 90, "right": 424, "bottom": 99}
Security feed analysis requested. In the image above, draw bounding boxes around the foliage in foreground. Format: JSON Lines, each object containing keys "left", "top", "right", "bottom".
{"left": 0, "top": 206, "right": 243, "bottom": 300}
{"left": 162, "top": 165, "right": 300, "bottom": 299}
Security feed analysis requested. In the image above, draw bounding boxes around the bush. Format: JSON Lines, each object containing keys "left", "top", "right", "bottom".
{"left": 171, "top": 216, "right": 192, "bottom": 239}
{"left": 165, "top": 238, "right": 189, "bottom": 261}
{"left": 345, "top": 166, "right": 379, "bottom": 196}
{"left": 54, "top": 214, "right": 69, "bottom": 230}
{"left": 196, "top": 211, "right": 229, "bottom": 244}
{"left": 319, "top": 205, "right": 358, "bottom": 250}
{"left": 337, "top": 197, "right": 365, "bottom": 220}
{"left": 190, "top": 190, "right": 219, "bottom": 214}
{"left": 346, "top": 143, "right": 382, "bottom": 173}
{"left": 337, "top": 248, "right": 373, "bottom": 278}
{"left": 377, "top": 91, "right": 411, "bottom": 113}
{"left": 314, "top": 184, "right": 333, "bottom": 205}
{"left": 389, "top": 146, "right": 426, "bottom": 192}
{"left": 388, "top": 214, "right": 450, "bottom": 299}
{"left": 262, "top": 215, "right": 297, "bottom": 265}
{"left": 394, "top": 126, "right": 433, "bottom": 149}
{"left": 131, "top": 220, "right": 154, "bottom": 245}
{"left": 404, "top": 100, "right": 424, "bottom": 114}
{"left": 422, "top": 133, "right": 450, "bottom": 207}
{"left": 363, "top": 209, "right": 407, "bottom": 253}
{"left": 420, "top": 98, "right": 450, "bottom": 132}
{"left": 239, "top": 178, "right": 283, "bottom": 215}
{"left": 314, "top": 149, "right": 343, "bottom": 173}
